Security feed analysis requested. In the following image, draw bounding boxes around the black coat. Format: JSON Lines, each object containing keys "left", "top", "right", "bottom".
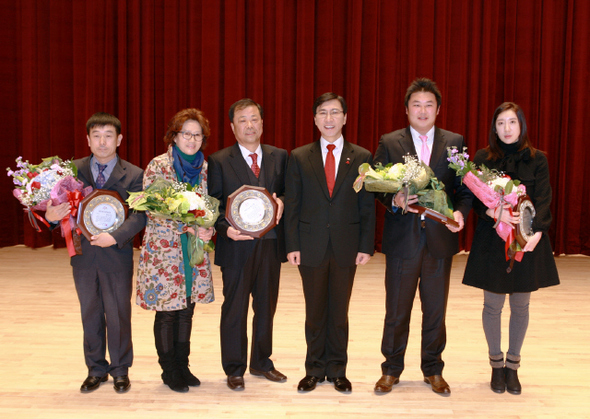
{"left": 462, "top": 148, "right": 560, "bottom": 293}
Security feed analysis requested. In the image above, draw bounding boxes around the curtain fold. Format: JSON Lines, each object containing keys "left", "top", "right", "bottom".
{"left": 2, "top": 0, "right": 588, "bottom": 255}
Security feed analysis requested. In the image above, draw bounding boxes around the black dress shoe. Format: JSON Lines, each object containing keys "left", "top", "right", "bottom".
{"left": 505, "top": 368, "right": 521, "bottom": 395}
{"left": 113, "top": 375, "right": 131, "bottom": 393}
{"left": 250, "top": 368, "right": 287, "bottom": 383}
{"left": 328, "top": 376, "right": 352, "bottom": 393}
{"left": 227, "top": 375, "right": 245, "bottom": 391}
{"left": 80, "top": 375, "right": 108, "bottom": 392}
{"left": 297, "top": 375, "right": 324, "bottom": 392}
{"left": 491, "top": 367, "right": 506, "bottom": 393}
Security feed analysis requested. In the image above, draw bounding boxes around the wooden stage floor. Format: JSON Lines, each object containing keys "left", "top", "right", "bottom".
{"left": 0, "top": 246, "right": 588, "bottom": 419}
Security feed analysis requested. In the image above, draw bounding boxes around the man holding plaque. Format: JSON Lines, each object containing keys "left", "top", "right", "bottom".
{"left": 46, "top": 112, "right": 146, "bottom": 393}
{"left": 208, "top": 99, "right": 288, "bottom": 391}
{"left": 284, "top": 92, "right": 375, "bottom": 393}
{"left": 372, "top": 78, "right": 472, "bottom": 396}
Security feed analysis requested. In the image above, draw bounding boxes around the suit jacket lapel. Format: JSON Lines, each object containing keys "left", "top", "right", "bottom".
{"left": 398, "top": 127, "right": 418, "bottom": 157}
{"left": 261, "top": 144, "right": 275, "bottom": 191}
{"left": 78, "top": 156, "right": 94, "bottom": 187}
{"left": 307, "top": 141, "right": 331, "bottom": 199}
{"left": 429, "top": 127, "right": 447, "bottom": 168}
{"left": 104, "top": 157, "right": 125, "bottom": 189}
{"left": 228, "top": 143, "right": 253, "bottom": 185}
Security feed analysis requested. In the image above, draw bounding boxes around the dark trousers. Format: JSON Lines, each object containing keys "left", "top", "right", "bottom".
{"left": 72, "top": 266, "right": 134, "bottom": 377}
{"left": 299, "top": 242, "right": 356, "bottom": 378}
{"left": 219, "top": 239, "right": 281, "bottom": 376}
{"left": 380, "top": 232, "right": 452, "bottom": 377}
{"left": 154, "top": 299, "right": 196, "bottom": 354}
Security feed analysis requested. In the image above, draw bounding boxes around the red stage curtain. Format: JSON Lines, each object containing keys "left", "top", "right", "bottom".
{"left": 1, "top": 0, "right": 589, "bottom": 255}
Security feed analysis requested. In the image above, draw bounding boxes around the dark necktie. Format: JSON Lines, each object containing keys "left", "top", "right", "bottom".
{"left": 325, "top": 144, "right": 336, "bottom": 196}
{"left": 96, "top": 163, "right": 107, "bottom": 188}
{"left": 249, "top": 153, "right": 260, "bottom": 178}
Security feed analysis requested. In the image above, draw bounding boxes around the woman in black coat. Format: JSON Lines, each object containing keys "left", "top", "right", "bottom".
{"left": 463, "top": 102, "right": 559, "bottom": 395}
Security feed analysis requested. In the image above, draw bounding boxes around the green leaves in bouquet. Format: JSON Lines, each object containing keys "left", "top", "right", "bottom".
{"left": 416, "top": 189, "right": 455, "bottom": 218}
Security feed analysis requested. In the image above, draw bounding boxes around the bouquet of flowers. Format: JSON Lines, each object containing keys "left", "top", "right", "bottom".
{"left": 353, "top": 154, "right": 455, "bottom": 219}
{"left": 127, "top": 178, "right": 220, "bottom": 266}
{"left": 447, "top": 146, "right": 527, "bottom": 265}
{"left": 7, "top": 156, "right": 93, "bottom": 256}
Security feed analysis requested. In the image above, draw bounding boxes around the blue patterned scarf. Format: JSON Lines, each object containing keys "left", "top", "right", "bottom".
{"left": 172, "top": 145, "right": 204, "bottom": 186}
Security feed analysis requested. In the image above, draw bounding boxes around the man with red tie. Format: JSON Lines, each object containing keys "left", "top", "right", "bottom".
{"left": 373, "top": 78, "right": 472, "bottom": 396}
{"left": 284, "top": 92, "right": 375, "bottom": 393}
{"left": 208, "top": 99, "right": 288, "bottom": 391}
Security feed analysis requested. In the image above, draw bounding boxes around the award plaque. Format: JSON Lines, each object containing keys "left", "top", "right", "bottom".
{"left": 76, "top": 190, "right": 128, "bottom": 241}
{"left": 515, "top": 195, "right": 536, "bottom": 248}
{"left": 226, "top": 185, "right": 277, "bottom": 238}
{"left": 409, "top": 204, "right": 460, "bottom": 228}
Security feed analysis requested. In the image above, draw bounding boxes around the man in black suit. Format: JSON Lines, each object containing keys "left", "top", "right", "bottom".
{"left": 208, "top": 99, "right": 288, "bottom": 391}
{"left": 46, "top": 112, "right": 146, "bottom": 393}
{"left": 284, "top": 92, "right": 375, "bottom": 393}
{"left": 373, "top": 79, "right": 472, "bottom": 396}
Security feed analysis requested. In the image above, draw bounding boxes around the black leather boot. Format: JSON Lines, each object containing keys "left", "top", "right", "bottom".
{"left": 505, "top": 356, "right": 522, "bottom": 395}
{"left": 159, "top": 350, "right": 189, "bottom": 393}
{"left": 175, "top": 341, "right": 200, "bottom": 386}
{"left": 491, "top": 367, "right": 506, "bottom": 393}
{"left": 505, "top": 367, "right": 521, "bottom": 395}
{"left": 489, "top": 355, "right": 505, "bottom": 393}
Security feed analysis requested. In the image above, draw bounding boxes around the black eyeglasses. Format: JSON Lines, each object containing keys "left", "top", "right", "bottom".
{"left": 178, "top": 131, "right": 203, "bottom": 141}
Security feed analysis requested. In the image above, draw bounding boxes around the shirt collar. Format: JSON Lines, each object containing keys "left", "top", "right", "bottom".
{"left": 409, "top": 126, "right": 435, "bottom": 143}
{"left": 238, "top": 143, "right": 262, "bottom": 162}
{"left": 320, "top": 135, "right": 344, "bottom": 151}
{"left": 91, "top": 155, "right": 117, "bottom": 169}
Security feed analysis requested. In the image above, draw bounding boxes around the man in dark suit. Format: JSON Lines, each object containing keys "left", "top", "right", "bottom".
{"left": 46, "top": 112, "right": 146, "bottom": 393}
{"left": 208, "top": 98, "right": 288, "bottom": 391}
{"left": 284, "top": 92, "right": 375, "bottom": 393}
{"left": 373, "top": 79, "right": 472, "bottom": 396}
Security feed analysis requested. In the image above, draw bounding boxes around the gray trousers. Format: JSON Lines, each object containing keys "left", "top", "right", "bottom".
{"left": 73, "top": 266, "right": 134, "bottom": 377}
{"left": 483, "top": 290, "right": 530, "bottom": 369}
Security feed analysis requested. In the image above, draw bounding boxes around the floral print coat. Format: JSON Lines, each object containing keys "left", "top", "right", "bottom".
{"left": 136, "top": 147, "right": 214, "bottom": 311}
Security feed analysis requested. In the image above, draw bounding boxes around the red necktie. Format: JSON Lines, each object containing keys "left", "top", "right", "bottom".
{"left": 249, "top": 153, "right": 260, "bottom": 178}
{"left": 325, "top": 144, "right": 336, "bottom": 196}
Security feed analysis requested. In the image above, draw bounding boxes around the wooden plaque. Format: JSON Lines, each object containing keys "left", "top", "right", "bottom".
{"left": 514, "top": 195, "right": 536, "bottom": 248}
{"left": 409, "top": 204, "right": 460, "bottom": 228}
{"left": 226, "top": 185, "right": 277, "bottom": 238}
{"left": 76, "top": 189, "right": 128, "bottom": 241}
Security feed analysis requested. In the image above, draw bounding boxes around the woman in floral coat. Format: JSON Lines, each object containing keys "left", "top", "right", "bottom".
{"left": 137, "top": 108, "right": 215, "bottom": 392}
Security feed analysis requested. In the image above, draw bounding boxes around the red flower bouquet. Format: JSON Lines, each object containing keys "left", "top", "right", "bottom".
{"left": 7, "top": 156, "right": 92, "bottom": 255}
